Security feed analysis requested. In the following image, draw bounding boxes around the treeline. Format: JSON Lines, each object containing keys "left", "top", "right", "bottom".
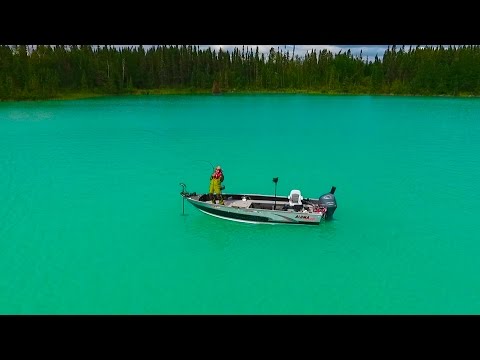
{"left": 1, "top": 45, "right": 480, "bottom": 100}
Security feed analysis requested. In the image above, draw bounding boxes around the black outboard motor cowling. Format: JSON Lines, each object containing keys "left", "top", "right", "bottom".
{"left": 319, "top": 186, "right": 337, "bottom": 219}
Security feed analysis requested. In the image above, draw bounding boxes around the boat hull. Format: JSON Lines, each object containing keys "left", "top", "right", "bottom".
{"left": 186, "top": 195, "right": 324, "bottom": 225}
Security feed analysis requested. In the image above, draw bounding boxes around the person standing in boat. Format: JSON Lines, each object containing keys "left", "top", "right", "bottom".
{"left": 209, "top": 165, "right": 224, "bottom": 205}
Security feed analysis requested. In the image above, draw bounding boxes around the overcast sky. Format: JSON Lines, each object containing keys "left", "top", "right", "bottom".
{"left": 198, "top": 45, "right": 390, "bottom": 59}
{"left": 117, "top": 45, "right": 391, "bottom": 60}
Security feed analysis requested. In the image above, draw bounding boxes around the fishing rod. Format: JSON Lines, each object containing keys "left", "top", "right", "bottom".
{"left": 192, "top": 160, "right": 225, "bottom": 191}
{"left": 193, "top": 160, "right": 214, "bottom": 172}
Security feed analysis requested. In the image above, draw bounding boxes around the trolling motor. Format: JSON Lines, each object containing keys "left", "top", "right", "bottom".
{"left": 180, "top": 183, "right": 188, "bottom": 197}
{"left": 180, "top": 183, "right": 196, "bottom": 197}
{"left": 179, "top": 183, "right": 196, "bottom": 215}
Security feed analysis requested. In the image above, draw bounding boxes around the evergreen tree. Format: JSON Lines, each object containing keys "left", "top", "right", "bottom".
{"left": 2, "top": 44, "right": 480, "bottom": 100}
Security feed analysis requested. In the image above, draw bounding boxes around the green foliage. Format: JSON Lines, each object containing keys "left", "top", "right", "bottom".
{"left": 1, "top": 45, "right": 480, "bottom": 100}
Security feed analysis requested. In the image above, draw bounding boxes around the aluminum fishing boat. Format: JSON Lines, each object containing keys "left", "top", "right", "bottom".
{"left": 180, "top": 181, "right": 337, "bottom": 225}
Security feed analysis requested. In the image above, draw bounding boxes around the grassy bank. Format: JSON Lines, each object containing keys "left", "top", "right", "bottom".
{"left": 2, "top": 88, "right": 480, "bottom": 102}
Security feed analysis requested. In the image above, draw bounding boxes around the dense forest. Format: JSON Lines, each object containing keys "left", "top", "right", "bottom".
{"left": 1, "top": 45, "right": 480, "bottom": 100}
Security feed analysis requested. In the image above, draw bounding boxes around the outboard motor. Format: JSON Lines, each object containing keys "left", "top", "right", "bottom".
{"left": 319, "top": 186, "right": 337, "bottom": 219}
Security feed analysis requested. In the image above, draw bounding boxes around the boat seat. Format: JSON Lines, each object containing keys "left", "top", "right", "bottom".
{"left": 288, "top": 189, "right": 303, "bottom": 206}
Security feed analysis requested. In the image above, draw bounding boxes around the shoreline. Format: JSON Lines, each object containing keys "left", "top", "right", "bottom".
{"left": 1, "top": 88, "right": 479, "bottom": 102}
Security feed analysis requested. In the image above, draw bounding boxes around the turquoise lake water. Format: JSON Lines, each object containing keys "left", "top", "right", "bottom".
{"left": 1, "top": 94, "right": 480, "bottom": 314}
